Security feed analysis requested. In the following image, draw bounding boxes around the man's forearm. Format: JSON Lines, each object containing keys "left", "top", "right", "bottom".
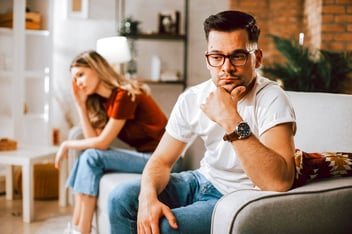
{"left": 139, "top": 157, "right": 171, "bottom": 199}
{"left": 232, "top": 128, "right": 295, "bottom": 192}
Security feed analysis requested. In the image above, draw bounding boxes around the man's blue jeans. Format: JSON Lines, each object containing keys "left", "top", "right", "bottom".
{"left": 108, "top": 170, "right": 223, "bottom": 234}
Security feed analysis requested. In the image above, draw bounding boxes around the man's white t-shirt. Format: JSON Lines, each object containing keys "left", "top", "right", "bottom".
{"left": 166, "top": 75, "right": 296, "bottom": 194}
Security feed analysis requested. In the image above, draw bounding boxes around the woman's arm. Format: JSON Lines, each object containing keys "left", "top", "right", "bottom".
{"left": 68, "top": 118, "right": 125, "bottom": 150}
{"left": 55, "top": 118, "right": 125, "bottom": 169}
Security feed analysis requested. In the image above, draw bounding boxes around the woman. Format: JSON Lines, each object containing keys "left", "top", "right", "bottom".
{"left": 55, "top": 50, "right": 182, "bottom": 234}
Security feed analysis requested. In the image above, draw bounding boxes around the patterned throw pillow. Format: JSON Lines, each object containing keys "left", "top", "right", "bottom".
{"left": 293, "top": 149, "right": 352, "bottom": 188}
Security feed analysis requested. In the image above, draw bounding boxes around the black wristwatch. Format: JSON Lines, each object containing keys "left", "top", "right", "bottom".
{"left": 223, "top": 121, "right": 251, "bottom": 142}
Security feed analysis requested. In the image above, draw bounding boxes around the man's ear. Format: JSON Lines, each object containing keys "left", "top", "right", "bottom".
{"left": 205, "top": 51, "right": 211, "bottom": 71}
{"left": 255, "top": 49, "right": 263, "bottom": 68}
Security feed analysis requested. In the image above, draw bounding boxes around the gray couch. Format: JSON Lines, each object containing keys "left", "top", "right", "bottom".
{"left": 66, "top": 91, "right": 352, "bottom": 234}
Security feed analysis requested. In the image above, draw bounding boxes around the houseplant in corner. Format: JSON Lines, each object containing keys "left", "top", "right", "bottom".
{"left": 261, "top": 34, "right": 352, "bottom": 93}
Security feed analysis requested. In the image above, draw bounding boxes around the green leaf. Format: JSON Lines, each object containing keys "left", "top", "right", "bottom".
{"left": 261, "top": 34, "right": 351, "bottom": 93}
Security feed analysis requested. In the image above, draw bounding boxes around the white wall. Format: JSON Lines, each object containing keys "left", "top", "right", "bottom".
{"left": 52, "top": 0, "right": 117, "bottom": 139}
{"left": 52, "top": 0, "right": 228, "bottom": 140}
{"left": 187, "top": 1, "right": 229, "bottom": 86}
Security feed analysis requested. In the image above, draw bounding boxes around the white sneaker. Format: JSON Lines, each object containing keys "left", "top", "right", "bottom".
{"left": 63, "top": 222, "right": 96, "bottom": 234}
{"left": 90, "top": 225, "right": 97, "bottom": 234}
{"left": 64, "top": 222, "right": 73, "bottom": 234}
{"left": 72, "top": 229, "right": 82, "bottom": 234}
{"left": 63, "top": 223, "right": 83, "bottom": 234}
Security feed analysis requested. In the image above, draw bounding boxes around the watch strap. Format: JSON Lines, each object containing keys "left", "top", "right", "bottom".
{"left": 223, "top": 131, "right": 240, "bottom": 142}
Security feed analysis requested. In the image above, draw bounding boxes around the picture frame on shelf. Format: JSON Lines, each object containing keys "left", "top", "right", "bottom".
{"left": 158, "top": 10, "right": 180, "bottom": 35}
{"left": 66, "top": 0, "right": 89, "bottom": 19}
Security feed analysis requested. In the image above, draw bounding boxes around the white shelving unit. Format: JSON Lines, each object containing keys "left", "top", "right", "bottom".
{"left": 117, "top": 0, "right": 188, "bottom": 90}
{"left": 0, "top": 0, "right": 53, "bottom": 146}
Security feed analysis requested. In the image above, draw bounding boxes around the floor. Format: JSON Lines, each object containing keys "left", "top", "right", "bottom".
{"left": 0, "top": 193, "right": 73, "bottom": 234}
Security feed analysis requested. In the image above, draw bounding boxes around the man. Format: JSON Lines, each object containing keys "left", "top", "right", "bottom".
{"left": 108, "top": 10, "right": 296, "bottom": 234}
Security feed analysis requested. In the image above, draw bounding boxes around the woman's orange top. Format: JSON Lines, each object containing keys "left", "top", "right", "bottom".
{"left": 104, "top": 88, "right": 167, "bottom": 152}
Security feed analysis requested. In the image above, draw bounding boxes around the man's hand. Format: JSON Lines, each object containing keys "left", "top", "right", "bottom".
{"left": 200, "top": 86, "right": 246, "bottom": 131}
{"left": 137, "top": 198, "right": 178, "bottom": 234}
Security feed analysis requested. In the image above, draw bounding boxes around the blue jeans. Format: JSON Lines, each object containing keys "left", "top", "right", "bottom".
{"left": 108, "top": 170, "right": 223, "bottom": 234}
{"left": 67, "top": 148, "right": 183, "bottom": 196}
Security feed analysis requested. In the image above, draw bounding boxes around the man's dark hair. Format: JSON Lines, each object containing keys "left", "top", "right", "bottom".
{"left": 203, "top": 10, "right": 260, "bottom": 44}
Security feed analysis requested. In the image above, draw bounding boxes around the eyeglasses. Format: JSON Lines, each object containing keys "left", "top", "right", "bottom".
{"left": 205, "top": 49, "right": 256, "bottom": 67}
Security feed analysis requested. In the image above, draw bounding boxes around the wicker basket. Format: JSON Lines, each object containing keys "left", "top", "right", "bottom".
{"left": 14, "top": 163, "right": 59, "bottom": 200}
{"left": 0, "top": 138, "right": 17, "bottom": 151}
{"left": 0, "top": 12, "right": 41, "bottom": 29}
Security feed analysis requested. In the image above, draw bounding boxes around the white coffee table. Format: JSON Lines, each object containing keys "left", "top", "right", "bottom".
{"left": 0, "top": 145, "right": 66, "bottom": 223}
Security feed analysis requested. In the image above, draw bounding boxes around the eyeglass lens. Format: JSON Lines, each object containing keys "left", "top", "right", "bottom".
{"left": 206, "top": 50, "right": 254, "bottom": 67}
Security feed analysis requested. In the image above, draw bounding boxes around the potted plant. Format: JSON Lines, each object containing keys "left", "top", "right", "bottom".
{"left": 261, "top": 34, "right": 352, "bottom": 93}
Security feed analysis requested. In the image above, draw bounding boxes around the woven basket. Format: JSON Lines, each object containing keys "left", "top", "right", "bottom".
{"left": 14, "top": 163, "right": 59, "bottom": 200}
{"left": 0, "top": 138, "right": 17, "bottom": 151}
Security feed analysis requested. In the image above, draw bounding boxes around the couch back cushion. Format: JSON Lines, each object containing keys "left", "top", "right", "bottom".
{"left": 287, "top": 91, "right": 352, "bottom": 153}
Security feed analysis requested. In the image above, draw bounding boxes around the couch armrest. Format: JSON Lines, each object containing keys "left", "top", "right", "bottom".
{"left": 211, "top": 177, "right": 352, "bottom": 234}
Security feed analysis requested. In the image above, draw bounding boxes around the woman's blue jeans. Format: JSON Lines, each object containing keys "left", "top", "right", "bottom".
{"left": 67, "top": 148, "right": 183, "bottom": 196}
{"left": 108, "top": 170, "right": 223, "bottom": 234}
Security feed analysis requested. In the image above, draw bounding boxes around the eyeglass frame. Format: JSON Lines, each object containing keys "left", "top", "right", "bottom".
{"left": 205, "top": 49, "right": 257, "bottom": 67}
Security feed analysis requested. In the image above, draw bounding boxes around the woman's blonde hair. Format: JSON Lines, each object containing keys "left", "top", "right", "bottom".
{"left": 70, "top": 50, "right": 151, "bottom": 129}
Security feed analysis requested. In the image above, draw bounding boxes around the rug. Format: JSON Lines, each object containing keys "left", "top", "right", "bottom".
{"left": 36, "top": 215, "right": 71, "bottom": 234}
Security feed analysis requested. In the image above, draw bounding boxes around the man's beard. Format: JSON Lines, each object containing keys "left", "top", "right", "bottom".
{"left": 217, "top": 72, "right": 243, "bottom": 93}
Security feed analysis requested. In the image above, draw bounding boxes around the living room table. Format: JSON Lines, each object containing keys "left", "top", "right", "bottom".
{"left": 0, "top": 145, "right": 66, "bottom": 223}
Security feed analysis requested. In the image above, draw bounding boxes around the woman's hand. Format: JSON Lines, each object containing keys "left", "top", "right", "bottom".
{"left": 54, "top": 141, "right": 69, "bottom": 169}
{"left": 71, "top": 79, "right": 87, "bottom": 109}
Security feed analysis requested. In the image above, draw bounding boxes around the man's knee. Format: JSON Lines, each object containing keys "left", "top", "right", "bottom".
{"left": 160, "top": 218, "right": 180, "bottom": 234}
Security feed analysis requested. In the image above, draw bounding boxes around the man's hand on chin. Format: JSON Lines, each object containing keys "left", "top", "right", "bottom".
{"left": 230, "top": 86, "right": 246, "bottom": 101}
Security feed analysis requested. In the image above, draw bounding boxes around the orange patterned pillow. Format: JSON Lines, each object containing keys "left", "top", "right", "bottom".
{"left": 292, "top": 149, "right": 352, "bottom": 188}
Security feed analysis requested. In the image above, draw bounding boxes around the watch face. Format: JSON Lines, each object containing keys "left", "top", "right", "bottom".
{"left": 237, "top": 122, "right": 251, "bottom": 139}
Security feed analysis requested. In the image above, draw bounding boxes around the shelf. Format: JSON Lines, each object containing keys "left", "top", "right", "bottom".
{"left": 0, "top": 28, "right": 49, "bottom": 36}
{"left": 137, "top": 79, "right": 185, "bottom": 85}
{"left": 0, "top": 0, "right": 53, "bottom": 145}
{"left": 0, "top": 71, "right": 14, "bottom": 78}
{"left": 0, "top": 27, "right": 13, "bottom": 34}
{"left": 24, "top": 113, "right": 48, "bottom": 120}
{"left": 0, "top": 68, "right": 50, "bottom": 80}
{"left": 0, "top": 114, "right": 11, "bottom": 121}
{"left": 119, "top": 0, "right": 189, "bottom": 90}
{"left": 26, "top": 29, "right": 50, "bottom": 37}
{"left": 25, "top": 69, "right": 50, "bottom": 78}
{"left": 127, "top": 33, "right": 186, "bottom": 40}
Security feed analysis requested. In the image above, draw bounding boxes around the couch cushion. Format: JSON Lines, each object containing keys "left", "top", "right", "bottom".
{"left": 287, "top": 92, "right": 352, "bottom": 153}
{"left": 293, "top": 149, "right": 352, "bottom": 188}
{"left": 97, "top": 173, "right": 141, "bottom": 211}
{"left": 96, "top": 173, "right": 141, "bottom": 234}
